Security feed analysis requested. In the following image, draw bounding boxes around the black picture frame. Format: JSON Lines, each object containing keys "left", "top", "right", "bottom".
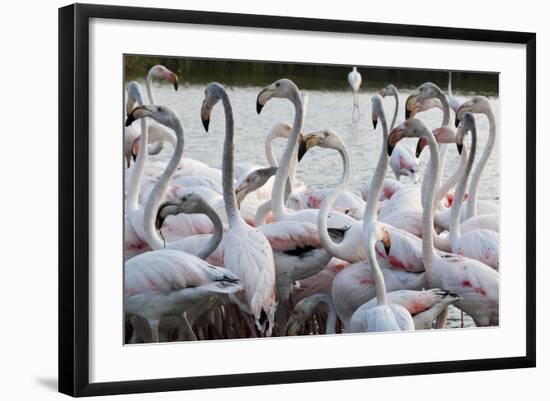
{"left": 58, "top": 2, "right": 536, "bottom": 397}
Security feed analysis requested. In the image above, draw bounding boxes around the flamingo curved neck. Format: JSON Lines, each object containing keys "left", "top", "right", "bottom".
{"left": 265, "top": 133, "right": 278, "bottom": 167}
{"left": 145, "top": 71, "right": 157, "bottom": 105}
{"left": 450, "top": 131, "right": 477, "bottom": 247}
{"left": 436, "top": 88, "right": 451, "bottom": 127}
{"left": 364, "top": 107, "right": 389, "bottom": 225}
{"left": 143, "top": 115, "right": 185, "bottom": 250}
{"left": 421, "top": 131, "right": 441, "bottom": 270}
{"left": 272, "top": 90, "right": 304, "bottom": 221}
{"left": 217, "top": 88, "right": 241, "bottom": 225}
{"left": 197, "top": 204, "right": 224, "bottom": 260}
{"left": 365, "top": 227, "right": 388, "bottom": 306}
{"left": 436, "top": 146, "right": 468, "bottom": 206}
{"left": 390, "top": 91, "right": 399, "bottom": 131}
{"left": 317, "top": 147, "right": 352, "bottom": 260}
{"left": 467, "top": 108, "right": 495, "bottom": 219}
{"left": 126, "top": 86, "right": 147, "bottom": 213}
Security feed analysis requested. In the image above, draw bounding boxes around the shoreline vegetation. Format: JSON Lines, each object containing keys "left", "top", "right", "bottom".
{"left": 125, "top": 55, "right": 499, "bottom": 96}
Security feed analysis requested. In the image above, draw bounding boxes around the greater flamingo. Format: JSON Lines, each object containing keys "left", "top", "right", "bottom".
{"left": 201, "top": 82, "right": 277, "bottom": 336}
{"left": 348, "top": 66, "right": 362, "bottom": 121}
{"left": 388, "top": 117, "right": 499, "bottom": 326}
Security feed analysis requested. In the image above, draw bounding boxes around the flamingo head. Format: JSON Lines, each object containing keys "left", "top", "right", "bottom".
{"left": 286, "top": 294, "right": 328, "bottom": 336}
{"left": 148, "top": 64, "right": 179, "bottom": 91}
{"left": 200, "top": 82, "right": 225, "bottom": 132}
{"left": 125, "top": 104, "right": 177, "bottom": 128}
{"left": 416, "top": 82, "right": 442, "bottom": 102}
{"left": 234, "top": 166, "right": 277, "bottom": 207}
{"left": 378, "top": 84, "right": 397, "bottom": 98}
{"left": 175, "top": 192, "right": 210, "bottom": 214}
{"left": 372, "top": 223, "right": 392, "bottom": 256}
{"left": 256, "top": 78, "right": 300, "bottom": 114}
{"left": 388, "top": 118, "right": 430, "bottom": 156}
{"left": 456, "top": 112, "right": 477, "bottom": 154}
{"left": 416, "top": 126, "right": 456, "bottom": 157}
{"left": 298, "top": 129, "right": 344, "bottom": 162}
{"left": 405, "top": 92, "right": 420, "bottom": 119}
{"left": 455, "top": 96, "right": 491, "bottom": 127}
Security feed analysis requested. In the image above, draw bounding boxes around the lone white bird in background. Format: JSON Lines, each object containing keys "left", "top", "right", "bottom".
{"left": 348, "top": 66, "right": 362, "bottom": 122}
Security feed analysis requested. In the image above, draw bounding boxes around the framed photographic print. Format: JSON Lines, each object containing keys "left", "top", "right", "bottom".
{"left": 58, "top": 2, "right": 536, "bottom": 397}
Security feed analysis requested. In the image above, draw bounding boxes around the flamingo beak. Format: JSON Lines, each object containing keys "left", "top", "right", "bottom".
{"left": 415, "top": 137, "right": 427, "bottom": 158}
{"left": 172, "top": 74, "right": 179, "bottom": 91}
{"left": 155, "top": 202, "right": 179, "bottom": 231}
{"left": 405, "top": 93, "right": 419, "bottom": 120}
{"left": 200, "top": 100, "right": 211, "bottom": 132}
{"left": 457, "top": 143, "right": 463, "bottom": 154}
{"left": 125, "top": 105, "right": 151, "bottom": 127}
{"left": 256, "top": 87, "right": 272, "bottom": 114}
{"left": 383, "top": 230, "right": 392, "bottom": 256}
{"left": 387, "top": 125, "right": 405, "bottom": 156}
{"left": 234, "top": 181, "right": 249, "bottom": 208}
{"left": 454, "top": 104, "right": 466, "bottom": 127}
{"left": 298, "top": 134, "right": 320, "bottom": 162}
{"left": 372, "top": 116, "right": 378, "bottom": 130}
{"left": 131, "top": 139, "right": 140, "bottom": 161}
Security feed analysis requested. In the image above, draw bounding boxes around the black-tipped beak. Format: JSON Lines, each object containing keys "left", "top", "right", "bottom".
{"left": 256, "top": 100, "right": 264, "bottom": 114}
{"left": 415, "top": 140, "right": 423, "bottom": 158}
{"left": 405, "top": 109, "right": 411, "bottom": 119}
{"left": 387, "top": 143, "right": 395, "bottom": 156}
{"left": 384, "top": 243, "right": 391, "bottom": 256}
{"left": 455, "top": 116, "right": 460, "bottom": 128}
{"left": 132, "top": 152, "right": 137, "bottom": 162}
{"left": 372, "top": 119, "right": 378, "bottom": 130}
{"left": 173, "top": 81, "right": 178, "bottom": 91}
{"left": 202, "top": 118, "right": 210, "bottom": 132}
{"left": 457, "top": 143, "right": 463, "bottom": 154}
{"left": 125, "top": 113, "right": 135, "bottom": 127}
{"left": 298, "top": 140, "right": 308, "bottom": 162}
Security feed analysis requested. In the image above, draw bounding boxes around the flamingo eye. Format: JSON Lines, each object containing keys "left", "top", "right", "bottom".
{"left": 275, "top": 82, "right": 280, "bottom": 88}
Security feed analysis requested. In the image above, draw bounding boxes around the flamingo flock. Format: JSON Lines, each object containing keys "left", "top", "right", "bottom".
{"left": 123, "top": 64, "right": 499, "bottom": 343}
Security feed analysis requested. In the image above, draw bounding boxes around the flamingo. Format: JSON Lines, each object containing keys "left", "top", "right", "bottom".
{"left": 355, "top": 222, "right": 416, "bottom": 332}
{"left": 145, "top": 64, "right": 178, "bottom": 104}
{"left": 285, "top": 294, "right": 338, "bottom": 335}
{"left": 388, "top": 117, "right": 499, "bottom": 326}
{"left": 158, "top": 190, "right": 334, "bottom": 335}
{"left": 256, "top": 79, "right": 356, "bottom": 234}
{"left": 350, "top": 288, "right": 461, "bottom": 331}
{"left": 455, "top": 96, "right": 500, "bottom": 219}
{"left": 432, "top": 96, "right": 500, "bottom": 231}
{"left": 124, "top": 65, "right": 179, "bottom": 167}
{"left": 124, "top": 249, "right": 241, "bottom": 342}
{"left": 348, "top": 66, "right": 362, "bottom": 121}
{"left": 124, "top": 105, "right": 215, "bottom": 253}
{"left": 450, "top": 113, "right": 499, "bottom": 269}
{"left": 201, "top": 82, "right": 277, "bottom": 336}
{"left": 418, "top": 113, "right": 499, "bottom": 268}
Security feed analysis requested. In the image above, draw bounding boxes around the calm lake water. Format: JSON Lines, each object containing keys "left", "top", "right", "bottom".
{"left": 130, "top": 81, "right": 499, "bottom": 329}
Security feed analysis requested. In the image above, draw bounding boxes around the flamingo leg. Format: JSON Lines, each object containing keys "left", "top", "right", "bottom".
{"left": 182, "top": 312, "right": 198, "bottom": 341}
{"left": 435, "top": 306, "right": 448, "bottom": 329}
{"left": 148, "top": 319, "right": 160, "bottom": 343}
